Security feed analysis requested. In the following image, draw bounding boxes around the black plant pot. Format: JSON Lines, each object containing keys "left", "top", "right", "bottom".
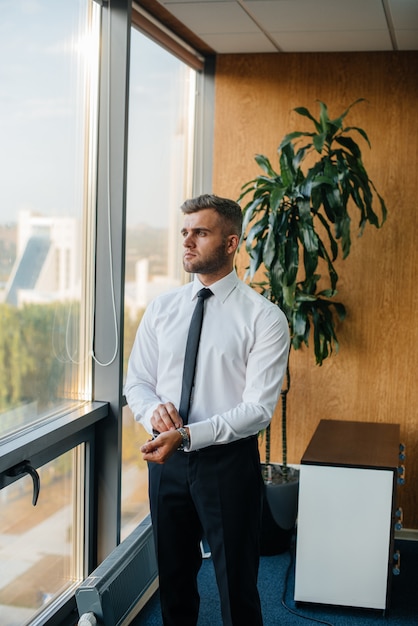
{"left": 260, "top": 495, "right": 294, "bottom": 555}
{"left": 260, "top": 464, "right": 299, "bottom": 556}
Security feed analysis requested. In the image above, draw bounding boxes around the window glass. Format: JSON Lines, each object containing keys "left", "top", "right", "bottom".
{"left": 0, "top": 0, "right": 100, "bottom": 441}
{"left": 121, "top": 29, "right": 196, "bottom": 539}
{"left": 0, "top": 448, "right": 83, "bottom": 625}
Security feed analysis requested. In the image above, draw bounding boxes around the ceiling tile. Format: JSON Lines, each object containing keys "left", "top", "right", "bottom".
{"left": 158, "top": 1, "right": 259, "bottom": 34}
{"left": 161, "top": 0, "right": 232, "bottom": 2}
{"left": 273, "top": 29, "right": 393, "bottom": 53}
{"left": 245, "top": 0, "right": 388, "bottom": 31}
{"left": 388, "top": 0, "right": 418, "bottom": 29}
{"left": 202, "top": 32, "right": 277, "bottom": 53}
{"left": 396, "top": 30, "right": 418, "bottom": 50}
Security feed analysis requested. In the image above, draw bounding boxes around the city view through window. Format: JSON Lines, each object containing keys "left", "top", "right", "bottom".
{"left": 0, "top": 2, "right": 100, "bottom": 623}
{"left": 0, "top": 2, "right": 197, "bottom": 622}
{"left": 0, "top": 2, "right": 99, "bottom": 439}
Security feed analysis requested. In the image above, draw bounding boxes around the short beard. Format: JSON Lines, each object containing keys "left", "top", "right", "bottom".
{"left": 183, "top": 240, "right": 229, "bottom": 275}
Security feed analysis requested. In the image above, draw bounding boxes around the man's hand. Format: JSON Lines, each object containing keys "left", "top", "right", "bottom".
{"left": 141, "top": 430, "right": 183, "bottom": 464}
{"left": 150, "top": 402, "right": 183, "bottom": 433}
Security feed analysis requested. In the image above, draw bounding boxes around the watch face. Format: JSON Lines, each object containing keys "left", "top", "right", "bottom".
{"left": 177, "top": 428, "right": 189, "bottom": 450}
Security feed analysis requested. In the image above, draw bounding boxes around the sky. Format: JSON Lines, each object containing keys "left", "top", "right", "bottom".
{"left": 127, "top": 28, "right": 190, "bottom": 229}
{"left": 0, "top": 1, "right": 81, "bottom": 222}
{"left": 0, "top": 0, "right": 192, "bottom": 229}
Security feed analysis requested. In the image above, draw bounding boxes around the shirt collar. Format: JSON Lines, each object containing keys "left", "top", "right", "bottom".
{"left": 192, "top": 270, "right": 238, "bottom": 303}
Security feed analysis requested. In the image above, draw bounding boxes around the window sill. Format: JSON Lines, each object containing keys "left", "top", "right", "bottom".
{"left": 0, "top": 401, "right": 108, "bottom": 474}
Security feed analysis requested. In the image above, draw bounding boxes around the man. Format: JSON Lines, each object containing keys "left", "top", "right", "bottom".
{"left": 125, "top": 194, "right": 289, "bottom": 626}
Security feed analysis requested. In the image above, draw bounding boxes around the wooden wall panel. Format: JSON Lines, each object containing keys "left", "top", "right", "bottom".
{"left": 212, "top": 52, "right": 418, "bottom": 528}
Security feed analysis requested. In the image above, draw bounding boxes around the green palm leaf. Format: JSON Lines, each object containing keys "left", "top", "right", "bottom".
{"left": 239, "top": 99, "right": 387, "bottom": 368}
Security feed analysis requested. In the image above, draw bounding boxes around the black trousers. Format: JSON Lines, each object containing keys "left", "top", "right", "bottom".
{"left": 148, "top": 436, "right": 264, "bottom": 626}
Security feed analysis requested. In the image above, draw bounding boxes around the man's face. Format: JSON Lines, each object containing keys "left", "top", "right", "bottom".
{"left": 181, "top": 208, "right": 237, "bottom": 282}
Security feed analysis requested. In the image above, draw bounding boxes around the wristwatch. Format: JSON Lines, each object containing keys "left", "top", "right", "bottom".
{"left": 177, "top": 427, "right": 190, "bottom": 451}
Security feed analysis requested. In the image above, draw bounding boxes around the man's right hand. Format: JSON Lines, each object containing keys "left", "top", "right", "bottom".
{"left": 141, "top": 429, "right": 184, "bottom": 464}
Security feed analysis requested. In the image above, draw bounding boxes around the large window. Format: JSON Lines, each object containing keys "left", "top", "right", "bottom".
{"left": 0, "top": 0, "right": 100, "bottom": 441}
{"left": 121, "top": 26, "right": 197, "bottom": 538}
{"left": 0, "top": 3, "right": 205, "bottom": 623}
{"left": 0, "top": 1, "right": 100, "bottom": 623}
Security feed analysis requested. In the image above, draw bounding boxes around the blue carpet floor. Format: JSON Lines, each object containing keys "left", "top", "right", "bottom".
{"left": 132, "top": 538, "right": 418, "bottom": 625}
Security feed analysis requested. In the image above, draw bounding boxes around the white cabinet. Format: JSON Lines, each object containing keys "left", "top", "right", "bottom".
{"left": 294, "top": 420, "right": 401, "bottom": 611}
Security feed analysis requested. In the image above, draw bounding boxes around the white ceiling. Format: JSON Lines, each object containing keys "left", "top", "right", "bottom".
{"left": 153, "top": 0, "right": 418, "bottom": 53}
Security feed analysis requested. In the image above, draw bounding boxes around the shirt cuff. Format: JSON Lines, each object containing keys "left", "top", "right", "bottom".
{"left": 187, "top": 420, "right": 215, "bottom": 451}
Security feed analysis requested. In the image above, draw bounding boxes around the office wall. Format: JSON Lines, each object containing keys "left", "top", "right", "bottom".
{"left": 212, "top": 51, "right": 418, "bottom": 528}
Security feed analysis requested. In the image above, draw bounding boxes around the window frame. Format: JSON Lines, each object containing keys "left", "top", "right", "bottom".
{"left": 0, "top": 0, "right": 215, "bottom": 622}
{"left": 0, "top": 402, "right": 107, "bottom": 479}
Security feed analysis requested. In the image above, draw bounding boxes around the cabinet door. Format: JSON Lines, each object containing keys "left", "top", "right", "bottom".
{"left": 294, "top": 464, "right": 394, "bottom": 609}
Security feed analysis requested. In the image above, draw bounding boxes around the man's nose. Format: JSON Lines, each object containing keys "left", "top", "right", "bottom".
{"left": 183, "top": 233, "right": 194, "bottom": 247}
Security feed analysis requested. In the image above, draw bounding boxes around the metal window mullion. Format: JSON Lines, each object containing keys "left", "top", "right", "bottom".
{"left": 92, "top": 0, "right": 131, "bottom": 564}
{"left": 192, "top": 55, "right": 216, "bottom": 196}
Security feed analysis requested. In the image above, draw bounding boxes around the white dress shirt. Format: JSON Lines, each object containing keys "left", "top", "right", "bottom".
{"left": 125, "top": 270, "right": 290, "bottom": 451}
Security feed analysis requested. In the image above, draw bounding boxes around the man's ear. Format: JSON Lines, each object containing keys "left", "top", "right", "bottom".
{"left": 227, "top": 234, "right": 239, "bottom": 254}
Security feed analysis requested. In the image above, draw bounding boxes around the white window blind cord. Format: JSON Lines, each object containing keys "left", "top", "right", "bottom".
{"left": 91, "top": 4, "right": 119, "bottom": 368}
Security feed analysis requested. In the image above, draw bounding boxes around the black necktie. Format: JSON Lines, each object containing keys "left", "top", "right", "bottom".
{"left": 179, "top": 288, "right": 213, "bottom": 423}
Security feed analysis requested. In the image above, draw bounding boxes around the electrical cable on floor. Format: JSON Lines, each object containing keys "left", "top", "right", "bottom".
{"left": 280, "top": 544, "right": 335, "bottom": 626}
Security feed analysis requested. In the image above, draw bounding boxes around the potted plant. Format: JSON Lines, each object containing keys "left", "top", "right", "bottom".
{"left": 238, "top": 99, "right": 387, "bottom": 554}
